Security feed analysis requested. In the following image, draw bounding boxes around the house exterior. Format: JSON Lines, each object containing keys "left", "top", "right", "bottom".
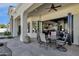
{"left": 9, "top": 3, "right": 79, "bottom": 45}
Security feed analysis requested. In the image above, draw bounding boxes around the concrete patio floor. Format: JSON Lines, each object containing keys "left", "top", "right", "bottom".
{"left": 0, "top": 37, "right": 79, "bottom": 56}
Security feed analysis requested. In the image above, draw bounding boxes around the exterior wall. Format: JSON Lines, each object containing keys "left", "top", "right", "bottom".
{"left": 9, "top": 16, "right": 13, "bottom": 34}
{"left": 73, "top": 14, "right": 79, "bottom": 45}
{"left": 7, "top": 24, "right": 10, "bottom": 32}
{"left": 8, "top": 6, "right": 16, "bottom": 36}
{"left": 13, "top": 18, "right": 18, "bottom": 37}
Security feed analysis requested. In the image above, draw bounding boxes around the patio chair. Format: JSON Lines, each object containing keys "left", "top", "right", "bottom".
{"left": 56, "top": 32, "right": 68, "bottom": 52}
{"left": 38, "top": 33, "right": 50, "bottom": 48}
{"left": 50, "top": 31, "right": 57, "bottom": 43}
{"left": 45, "top": 31, "right": 57, "bottom": 47}
{"left": 39, "top": 33, "right": 46, "bottom": 42}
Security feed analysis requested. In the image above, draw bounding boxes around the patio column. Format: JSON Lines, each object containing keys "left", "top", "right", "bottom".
{"left": 40, "top": 21, "right": 42, "bottom": 33}
{"left": 9, "top": 16, "right": 13, "bottom": 35}
{"left": 20, "top": 13, "right": 28, "bottom": 42}
{"left": 13, "top": 19, "right": 18, "bottom": 37}
{"left": 30, "top": 21, "right": 32, "bottom": 33}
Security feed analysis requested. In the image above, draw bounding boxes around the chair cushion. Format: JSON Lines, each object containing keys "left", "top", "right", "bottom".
{"left": 40, "top": 33, "right": 46, "bottom": 42}
{"left": 51, "top": 31, "right": 56, "bottom": 40}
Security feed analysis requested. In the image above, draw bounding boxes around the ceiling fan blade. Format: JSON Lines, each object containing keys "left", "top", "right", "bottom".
{"left": 48, "top": 8, "right": 57, "bottom": 12}
{"left": 53, "top": 8, "right": 57, "bottom": 11}
{"left": 55, "top": 5, "right": 62, "bottom": 8}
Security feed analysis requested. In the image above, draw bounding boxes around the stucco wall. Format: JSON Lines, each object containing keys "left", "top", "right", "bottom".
{"left": 73, "top": 14, "right": 79, "bottom": 45}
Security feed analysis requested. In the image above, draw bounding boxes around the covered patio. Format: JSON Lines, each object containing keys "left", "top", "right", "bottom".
{"left": 26, "top": 3, "right": 75, "bottom": 45}
{"left": 11, "top": 3, "right": 79, "bottom": 46}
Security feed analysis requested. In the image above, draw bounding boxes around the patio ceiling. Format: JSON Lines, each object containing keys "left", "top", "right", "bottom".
{"left": 28, "top": 3, "right": 76, "bottom": 17}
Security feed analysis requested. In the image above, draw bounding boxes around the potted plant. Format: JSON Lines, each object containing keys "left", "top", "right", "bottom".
{"left": 4, "top": 31, "right": 12, "bottom": 38}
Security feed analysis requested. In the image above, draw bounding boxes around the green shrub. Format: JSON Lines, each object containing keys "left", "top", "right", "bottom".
{"left": 4, "top": 31, "right": 11, "bottom": 36}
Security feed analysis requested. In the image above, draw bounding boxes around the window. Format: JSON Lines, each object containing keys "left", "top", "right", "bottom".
{"left": 32, "top": 21, "right": 37, "bottom": 33}
{"left": 17, "top": 25, "right": 21, "bottom": 36}
{"left": 27, "top": 22, "right": 30, "bottom": 33}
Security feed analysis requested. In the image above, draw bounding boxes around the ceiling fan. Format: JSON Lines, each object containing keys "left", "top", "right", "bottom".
{"left": 46, "top": 4, "right": 62, "bottom": 12}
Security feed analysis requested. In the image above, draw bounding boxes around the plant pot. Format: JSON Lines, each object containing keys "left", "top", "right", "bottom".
{"left": 24, "top": 36, "right": 31, "bottom": 43}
